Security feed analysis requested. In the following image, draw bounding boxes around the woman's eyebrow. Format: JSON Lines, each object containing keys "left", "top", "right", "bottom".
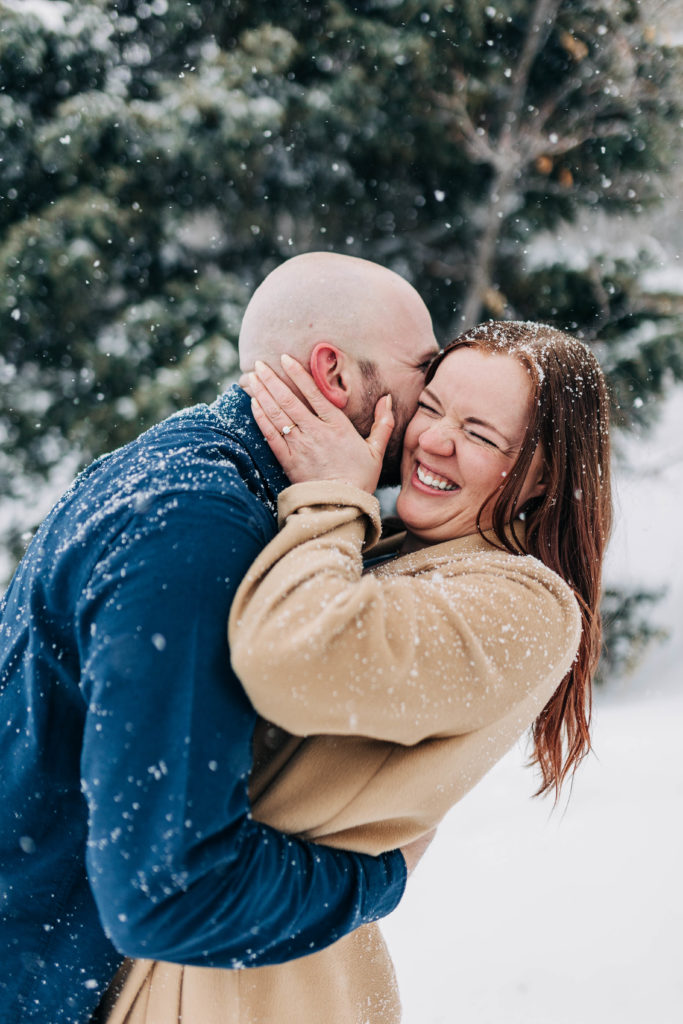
{"left": 421, "top": 386, "right": 443, "bottom": 407}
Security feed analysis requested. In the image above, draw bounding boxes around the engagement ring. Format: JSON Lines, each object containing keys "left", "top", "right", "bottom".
{"left": 281, "top": 424, "right": 294, "bottom": 436}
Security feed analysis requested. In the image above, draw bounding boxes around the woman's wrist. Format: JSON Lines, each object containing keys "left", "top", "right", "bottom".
{"left": 277, "top": 481, "right": 382, "bottom": 548}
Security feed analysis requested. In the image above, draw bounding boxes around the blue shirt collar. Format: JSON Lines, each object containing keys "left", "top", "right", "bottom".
{"left": 211, "top": 384, "right": 290, "bottom": 506}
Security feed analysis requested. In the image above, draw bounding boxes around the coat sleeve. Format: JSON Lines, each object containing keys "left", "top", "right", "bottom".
{"left": 78, "top": 488, "right": 405, "bottom": 968}
{"left": 229, "top": 481, "right": 582, "bottom": 746}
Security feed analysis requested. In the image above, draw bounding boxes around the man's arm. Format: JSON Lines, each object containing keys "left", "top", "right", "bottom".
{"left": 78, "top": 489, "right": 406, "bottom": 966}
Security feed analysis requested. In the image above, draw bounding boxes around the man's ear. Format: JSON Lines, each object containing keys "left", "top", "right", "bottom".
{"left": 309, "top": 342, "right": 351, "bottom": 409}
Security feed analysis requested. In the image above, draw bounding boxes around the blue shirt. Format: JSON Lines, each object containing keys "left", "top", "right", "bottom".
{"left": 0, "top": 386, "right": 406, "bottom": 1024}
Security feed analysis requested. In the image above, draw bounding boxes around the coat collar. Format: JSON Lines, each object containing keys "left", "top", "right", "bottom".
{"left": 366, "top": 523, "right": 527, "bottom": 573}
{"left": 211, "top": 384, "right": 290, "bottom": 508}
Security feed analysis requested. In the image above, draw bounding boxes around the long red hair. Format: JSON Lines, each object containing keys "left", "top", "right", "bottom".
{"left": 426, "top": 321, "right": 612, "bottom": 798}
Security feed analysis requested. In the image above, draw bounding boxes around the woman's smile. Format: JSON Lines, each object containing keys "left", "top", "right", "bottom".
{"left": 414, "top": 461, "right": 460, "bottom": 493}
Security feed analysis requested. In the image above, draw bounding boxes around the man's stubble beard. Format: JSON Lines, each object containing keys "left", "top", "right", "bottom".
{"left": 353, "top": 361, "right": 408, "bottom": 489}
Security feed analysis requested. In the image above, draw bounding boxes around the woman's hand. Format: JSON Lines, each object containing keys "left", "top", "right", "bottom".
{"left": 247, "top": 354, "right": 395, "bottom": 493}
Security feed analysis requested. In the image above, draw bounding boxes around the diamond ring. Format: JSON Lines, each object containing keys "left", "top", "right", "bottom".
{"left": 281, "top": 423, "right": 294, "bottom": 436}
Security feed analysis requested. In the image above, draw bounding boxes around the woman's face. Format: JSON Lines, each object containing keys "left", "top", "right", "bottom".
{"left": 396, "top": 346, "right": 547, "bottom": 545}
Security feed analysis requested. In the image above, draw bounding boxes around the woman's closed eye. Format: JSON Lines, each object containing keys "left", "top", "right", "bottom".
{"left": 417, "top": 400, "right": 440, "bottom": 416}
{"left": 463, "top": 428, "right": 500, "bottom": 450}
{"left": 418, "top": 402, "right": 502, "bottom": 449}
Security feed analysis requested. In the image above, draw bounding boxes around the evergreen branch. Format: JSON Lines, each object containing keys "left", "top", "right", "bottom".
{"left": 499, "top": 0, "right": 563, "bottom": 138}
{"left": 533, "top": 75, "right": 585, "bottom": 134}
{"left": 430, "top": 77, "right": 502, "bottom": 167}
{"left": 522, "top": 118, "right": 631, "bottom": 162}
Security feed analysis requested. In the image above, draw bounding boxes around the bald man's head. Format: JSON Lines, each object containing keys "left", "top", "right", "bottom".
{"left": 239, "top": 252, "right": 431, "bottom": 370}
{"left": 237, "top": 251, "right": 438, "bottom": 483}
{"left": 238, "top": 253, "right": 438, "bottom": 483}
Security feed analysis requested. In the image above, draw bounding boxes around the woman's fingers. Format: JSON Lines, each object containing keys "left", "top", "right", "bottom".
{"left": 249, "top": 370, "right": 299, "bottom": 436}
{"left": 366, "top": 395, "right": 395, "bottom": 463}
{"left": 250, "top": 397, "right": 295, "bottom": 467}
{"left": 248, "top": 355, "right": 394, "bottom": 493}
{"left": 280, "top": 354, "right": 336, "bottom": 421}
{"left": 253, "top": 359, "right": 309, "bottom": 427}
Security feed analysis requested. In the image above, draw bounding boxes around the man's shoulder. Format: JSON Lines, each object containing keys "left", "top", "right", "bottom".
{"left": 127, "top": 395, "right": 253, "bottom": 489}
{"left": 1, "top": 390, "right": 274, "bottom": 625}
{"left": 76, "top": 387, "right": 259, "bottom": 505}
{"left": 27, "top": 389, "right": 272, "bottom": 565}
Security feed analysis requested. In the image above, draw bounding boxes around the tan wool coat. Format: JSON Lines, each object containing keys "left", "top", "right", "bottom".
{"left": 98, "top": 481, "right": 582, "bottom": 1024}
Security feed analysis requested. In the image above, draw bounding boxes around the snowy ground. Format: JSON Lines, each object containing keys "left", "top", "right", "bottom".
{"left": 384, "top": 387, "right": 683, "bottom": 1024}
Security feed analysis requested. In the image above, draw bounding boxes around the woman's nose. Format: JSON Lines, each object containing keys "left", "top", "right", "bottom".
{"left": 419, "top": 422, "right": 455, "bottom": 457}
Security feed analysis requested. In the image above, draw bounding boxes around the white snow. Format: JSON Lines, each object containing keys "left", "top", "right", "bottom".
{"left": 384, "top": 386, "right": 683, "bottom": 1023}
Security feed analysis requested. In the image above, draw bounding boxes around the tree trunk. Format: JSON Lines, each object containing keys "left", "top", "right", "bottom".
{"left": 457, "top": 163, "right": 515, "bottom": 331}
{"left": 456, "top": 0, "right": 562, "bottom": 331}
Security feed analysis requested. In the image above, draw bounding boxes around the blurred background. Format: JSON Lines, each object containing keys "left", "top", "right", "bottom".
{"left": 1, "top": 1, "right": 681, "bottom": 1019}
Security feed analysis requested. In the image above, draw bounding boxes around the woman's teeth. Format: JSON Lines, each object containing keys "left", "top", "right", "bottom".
{"left": 416, "top": 465, "right": 458, "bottom": 491}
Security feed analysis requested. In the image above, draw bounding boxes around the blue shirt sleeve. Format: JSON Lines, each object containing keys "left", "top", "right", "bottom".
{"left": 77, "top": 488, "right": 406, "bottom": 966}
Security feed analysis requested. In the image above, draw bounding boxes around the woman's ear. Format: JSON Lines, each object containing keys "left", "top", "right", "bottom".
{"left": 308, "top": 342, "right": 351, "bottom": 409}
{"left": 527, "top": 462, "right": 548, "bottom": 500}
{"left": 528, "top": 477, "right": 548, "bottom": 500}
{"left": 522, "top": 448, "right": 548, "bottom": 503}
